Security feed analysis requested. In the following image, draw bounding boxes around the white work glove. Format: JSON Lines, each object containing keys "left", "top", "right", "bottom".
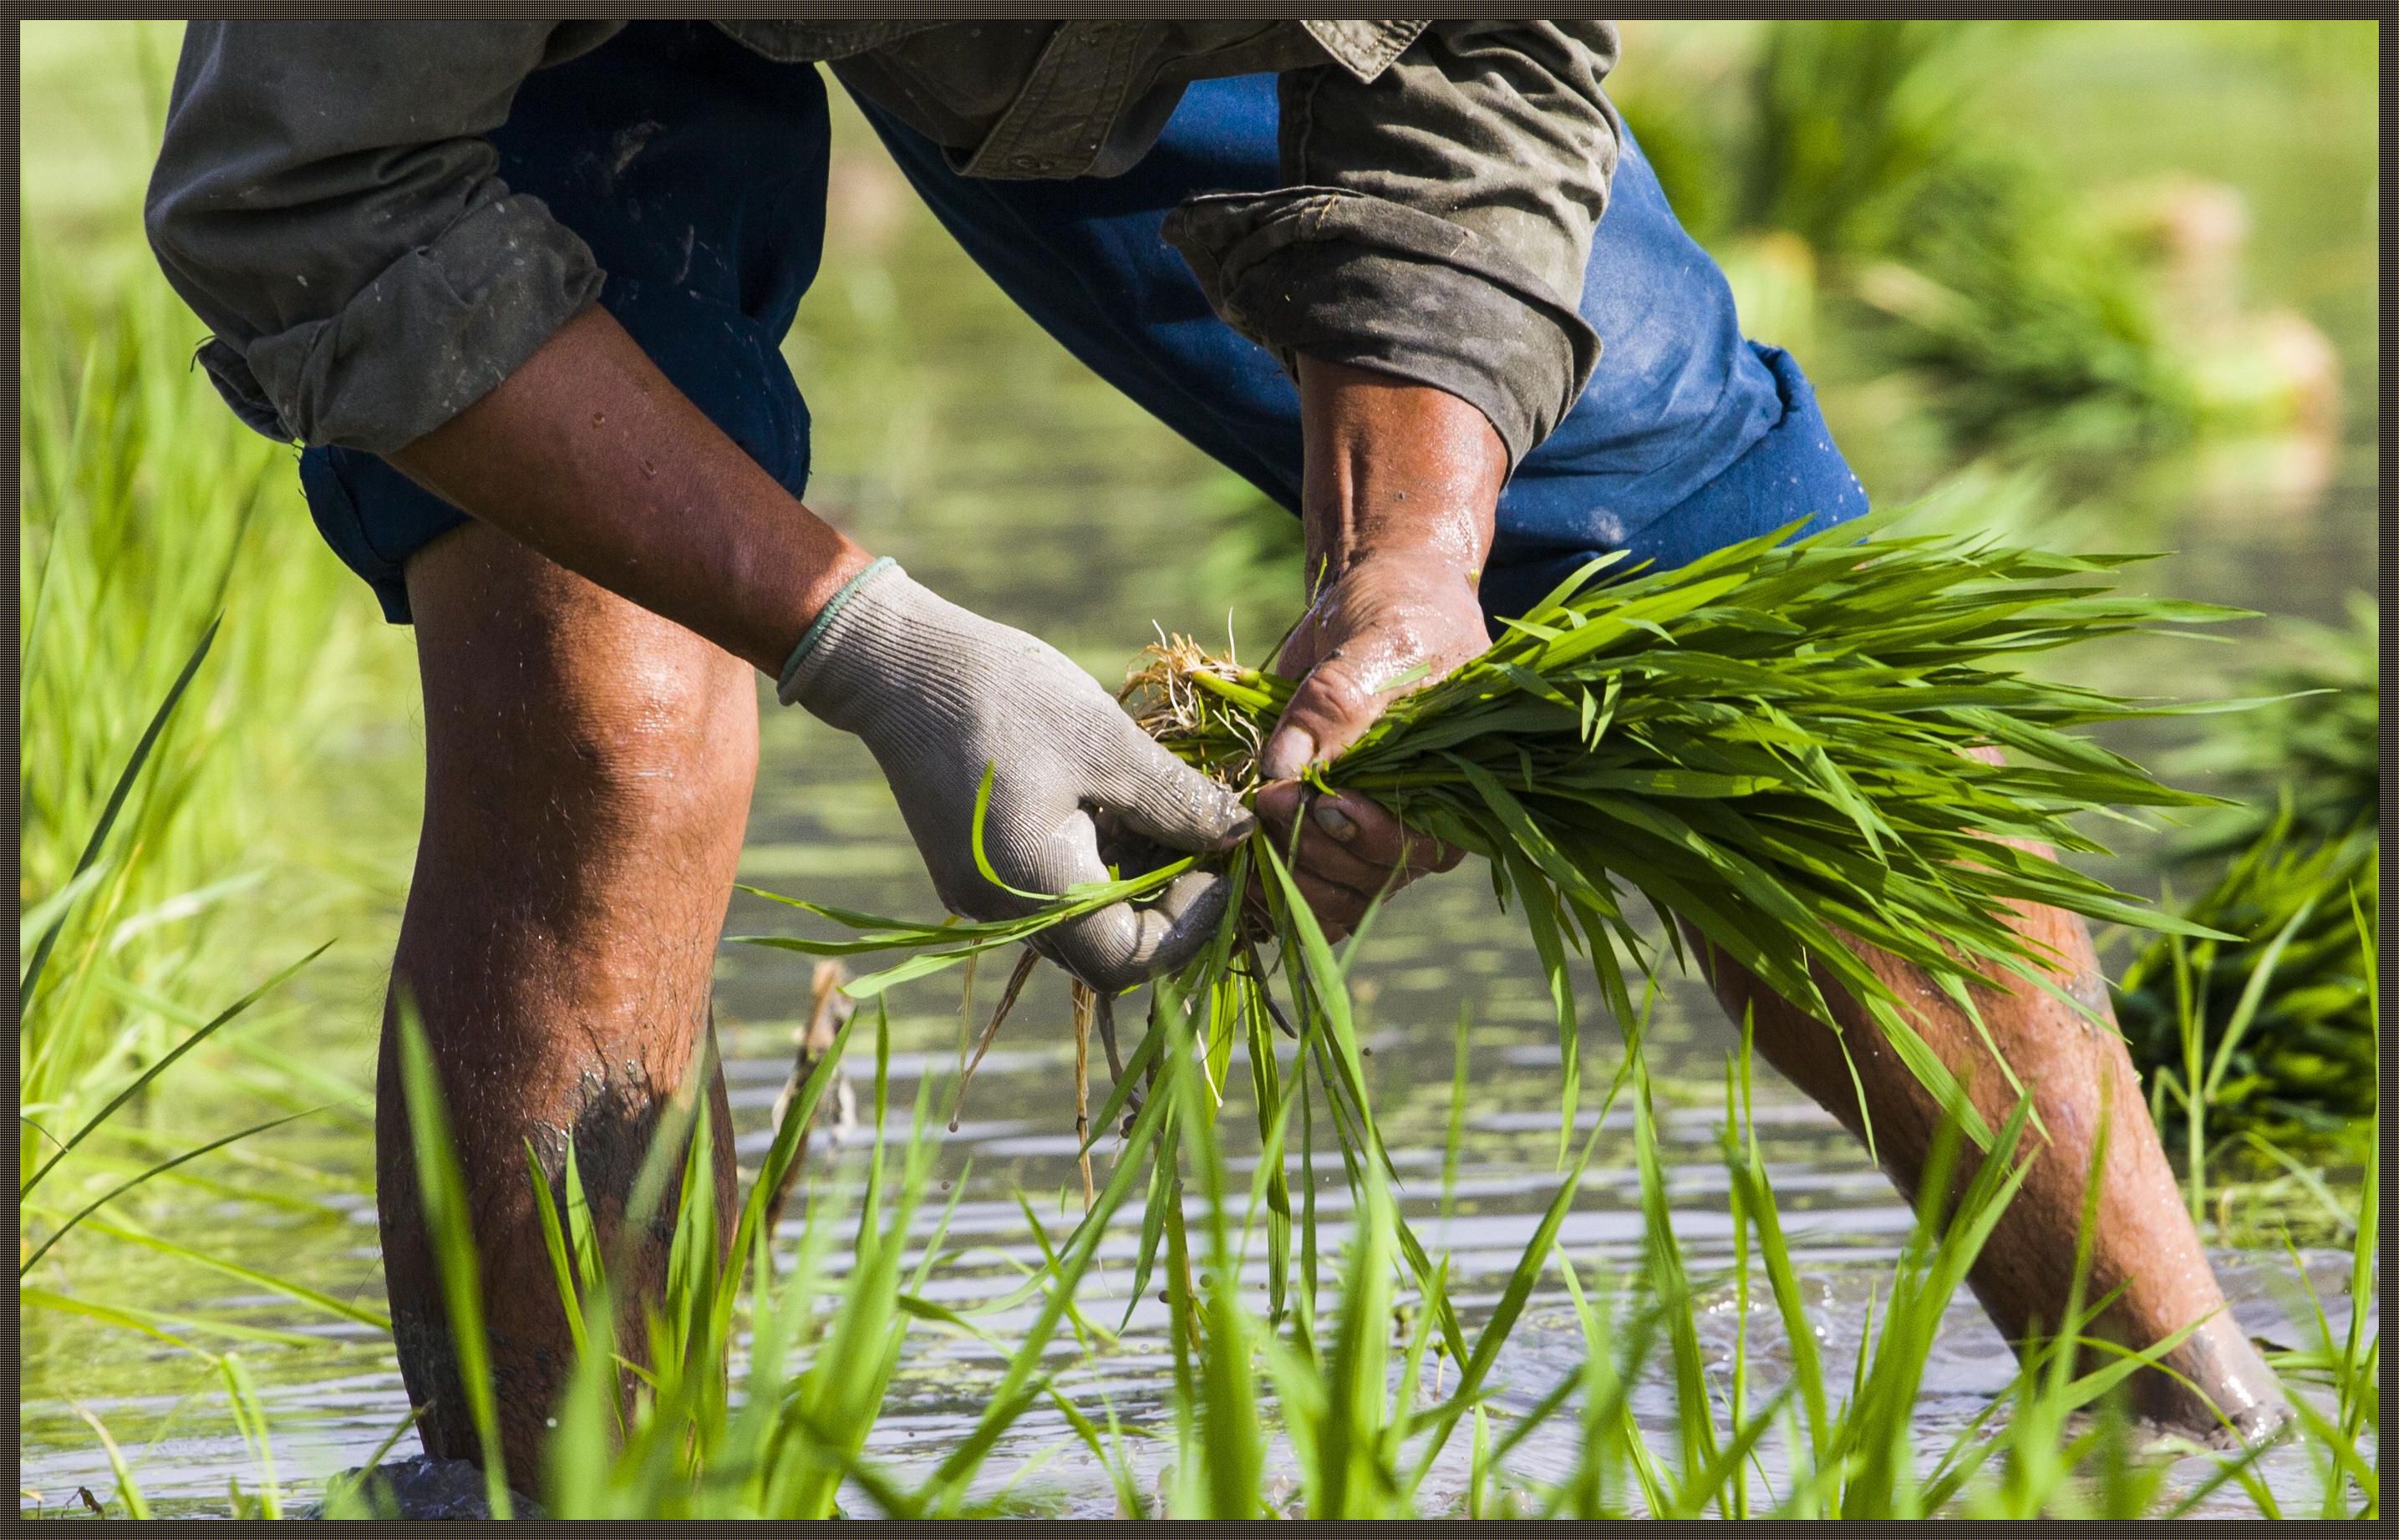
{"left": 780, "top": 559, "right": 1253, "bottom": 993}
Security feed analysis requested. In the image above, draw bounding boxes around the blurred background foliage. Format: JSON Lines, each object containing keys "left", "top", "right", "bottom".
{"left": 1610, "top": 18, "right": 2364, "bottom": 476}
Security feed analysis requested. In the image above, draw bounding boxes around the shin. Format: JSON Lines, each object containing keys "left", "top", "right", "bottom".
{"left": 1690, "top": 882, "right": 2290, "bottom": 1444}
{"left": 377, "top": 522, "right": 757, "bottom": 1474}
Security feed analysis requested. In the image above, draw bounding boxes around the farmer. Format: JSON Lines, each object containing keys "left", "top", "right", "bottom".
{"left": 147, "top": 21, "right": 2285, "bottom": 1476}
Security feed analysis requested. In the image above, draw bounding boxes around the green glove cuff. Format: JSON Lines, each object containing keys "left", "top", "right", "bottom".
{"left": 777, "top": 557, "right": 897, "bottom": 706}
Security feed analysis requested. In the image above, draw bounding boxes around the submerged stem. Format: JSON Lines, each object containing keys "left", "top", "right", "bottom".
{"left": 1070, "top": 981, "right": 1097, "bottom": 1209}
{"left": 948, "top": 946, "right": 1040, "bottom": 1133}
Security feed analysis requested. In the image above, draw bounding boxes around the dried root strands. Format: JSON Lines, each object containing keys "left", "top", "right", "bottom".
{"left": 1070, "top": 980, "right": 1097, "bottom": 1208}
{"left": 1122, "top": 637, "right": 1288, "bottom": 790}
{"left": 765, "top": 960, "right": 856, "bottom": 1239}
{"left": 948, "top": 945, "right": 1042, "bottom": 1133}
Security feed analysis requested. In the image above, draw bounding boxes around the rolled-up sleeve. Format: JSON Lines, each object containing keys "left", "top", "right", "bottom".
{"left": 1161, "top": 21, "right": 1619, "bottom": 470}
{"left": 145, "top": 22, "right": 617, "bottom": 453}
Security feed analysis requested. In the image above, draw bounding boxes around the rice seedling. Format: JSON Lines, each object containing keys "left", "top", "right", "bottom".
{"left": 2117, "top": 821, "right": 2376, "bottom": 1189}
{"left": 1157, "top": 933, "right": 1653, "bottom": 1522}
{"left": 329, "top": 987, "right": 1171, "bottom": 1519}
{"left": 70, "top": 896, "right": 2374, "bottom": 1522}
{"left": 2116, "top": 597, "right": 2377, "bottom": 1200}
{"left": 13, "top": 583, "right": 365, "bottom": 1352}
{"left": 2234, "top": 895, "right": 2381, "bottom": 1520}
{"left": 1461, "top": 1011, "right": 2365, "bottom": 1521}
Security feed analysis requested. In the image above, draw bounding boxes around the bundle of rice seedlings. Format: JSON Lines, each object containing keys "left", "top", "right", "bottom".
{"left": 746, "top": 518, "right": 2241, "bottom": 1164}
{"left": 2117, "top": 820, "right": 2379, "bottom": 1173}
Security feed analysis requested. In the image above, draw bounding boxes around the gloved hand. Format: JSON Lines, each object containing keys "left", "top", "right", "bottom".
{"left": 780, "top": 559, "right": 1254, "bottom": 993}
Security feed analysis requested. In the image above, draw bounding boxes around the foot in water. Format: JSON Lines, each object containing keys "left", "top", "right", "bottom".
{"left": 2133, "top": 1310, "right": 2295, "bottom": 1451}
{"left": 307, "top": 1456, "right": 542, "bottom": 1520}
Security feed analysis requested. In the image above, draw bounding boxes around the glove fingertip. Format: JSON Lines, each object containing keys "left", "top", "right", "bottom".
{"left": 1208, "top": 788, "right": 1258, "bottom": 848}
{"left": 1041, "top": 872, "right": 1233, "bottom": 994}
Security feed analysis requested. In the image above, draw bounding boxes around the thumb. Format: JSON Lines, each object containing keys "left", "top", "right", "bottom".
{"left": 1095, "top": 721, "right": 1255, "bottom": 852}
{"left": 1029, "top": 810, "right": 1233, "bottom": 992}
{"left": 1260, "top": 653, "right": 1380, "bottom": 782}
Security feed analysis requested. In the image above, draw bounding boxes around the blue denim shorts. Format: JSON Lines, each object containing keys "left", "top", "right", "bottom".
{"left": 301, "top": 22, "right": 1866, "bottom": 625}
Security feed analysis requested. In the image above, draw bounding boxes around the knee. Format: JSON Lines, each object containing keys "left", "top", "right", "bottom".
{"left": 420, "top": 627, "right": 759, "bottom": 850}
{"left": 531, "top": 653, "right": 761, "bottom": 850}
{"left": 405, "top": 524, "right": 761, "bottom": 849}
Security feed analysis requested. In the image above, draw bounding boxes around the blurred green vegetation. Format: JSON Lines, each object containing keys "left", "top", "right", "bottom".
{"left": 1610, "top": 18, "right": 2371, "bottom": 492}
{"left": 16, "top": 103, "right": 415, "bottom": 1332}
{"left": 2174, "top": 597, "right": 2380, "bottom": 860}
{"left": 18, "top": 247, "right": 413, "bottom": 1133}
{"left": 2115, "top": 599, "right": 2379, "bottom": 1183}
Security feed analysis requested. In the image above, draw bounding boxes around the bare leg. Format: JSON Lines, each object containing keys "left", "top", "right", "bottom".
{"left": 1691, "top": 867, "right": 2289, "bottom": 1444}
{"left": 377, "top": 521, "right": 755, "bottom": 1476}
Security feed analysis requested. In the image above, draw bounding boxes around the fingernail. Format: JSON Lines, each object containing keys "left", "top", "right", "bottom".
{"left": 1314, "top": 802, "right": 1360, "bottom": 844}
{"left": 1261, "top": 726, "right": 1314, "bottom": 782}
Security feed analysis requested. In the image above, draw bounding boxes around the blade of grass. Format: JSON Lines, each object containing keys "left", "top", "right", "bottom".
{"left": 71, "top": 1404, "right": 151, "bottom": 1520}
{"left": 19, "top": 614, "right": 220, "bottom": 1019}
{"left": 392, "top": 1003, "right": 512, "bottom": 1519}
{"left": 20, "top": 941, "right": 331, "bottom": 1197}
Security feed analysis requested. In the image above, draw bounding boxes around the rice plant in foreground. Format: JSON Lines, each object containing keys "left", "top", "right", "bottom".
{"left": 303, "top": 964, "right": 2375, "bottom": 1521}
{"left": 18, "top": 244, "right": 406, "bottom": 1202}
{"left": 50, "top": 524, "right": 2372, "bottom": 1518}
{"left": 84, "top": 886, "right": 2375, "bottom": 1518}
{"left": 15, "top": 609, "right": 365, "bottom": 1354}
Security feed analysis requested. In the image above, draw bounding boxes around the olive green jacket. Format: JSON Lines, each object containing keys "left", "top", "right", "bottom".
{"left": 146, "top": 20, "right": 1619, "bottom": 469}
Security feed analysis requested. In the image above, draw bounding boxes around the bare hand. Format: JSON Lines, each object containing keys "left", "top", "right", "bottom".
{"left": 1253, "top": 356, "right": 1507, "bottom": 941}
{"left": 1254, "top": 552, "right": 1477, "bottom": 939}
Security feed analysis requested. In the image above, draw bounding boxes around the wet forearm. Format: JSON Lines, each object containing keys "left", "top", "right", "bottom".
{"left": 389, "top": 304, "right": 872, "bottom": 676}
{"left": 1295, "top": 357, "right": 1503, "bottom": 594}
